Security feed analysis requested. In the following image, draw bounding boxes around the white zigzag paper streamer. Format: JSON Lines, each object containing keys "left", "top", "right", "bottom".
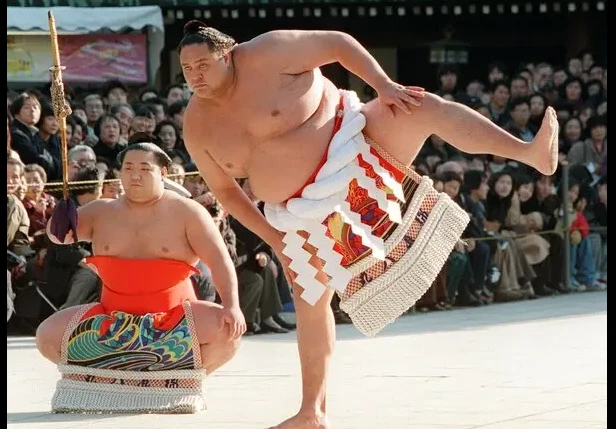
{"left": 304, "top": 222, "right": 353, "bottom": 293}
{"left": 357, "top": 141, "right": 406, "bottom": 203}
{"left": 281, "top": 230, "right": 326, "bottom": 305}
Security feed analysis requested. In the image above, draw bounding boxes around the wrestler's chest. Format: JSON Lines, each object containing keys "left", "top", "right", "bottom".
{"left": 93, "top": 220, "right": 192, "bottom": 260}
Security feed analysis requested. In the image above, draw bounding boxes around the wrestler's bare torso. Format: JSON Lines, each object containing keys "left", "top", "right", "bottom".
{"left": 186, "top": 57, "right": 340, "bottom": 203}
{"left": 81, "top": 191, "right": 200, "bottom": 265}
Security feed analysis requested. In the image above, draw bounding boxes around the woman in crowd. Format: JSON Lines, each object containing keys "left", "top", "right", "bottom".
{"left": 559, "top": 116, "right": 584, "bottom": 159}
{"left": 484, "top": 171, "right": 537, "bottom": 301}
{"left": 21, "top": 163, "right": 55, "bottom": 238}
{"left": 154, "top": 119, "right": 191, "bottom": 165}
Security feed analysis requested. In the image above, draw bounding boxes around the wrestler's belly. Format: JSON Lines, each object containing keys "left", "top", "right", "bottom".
{"left": 247, "top": 79, "right": 341, "bottom": 204}
{"left": 100, "top": 278, "right": 197, "bottom": 315}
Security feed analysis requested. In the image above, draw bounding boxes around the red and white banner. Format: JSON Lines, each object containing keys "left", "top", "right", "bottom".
{"left": 8, "top": 34, "right": 148, "bottom": 83}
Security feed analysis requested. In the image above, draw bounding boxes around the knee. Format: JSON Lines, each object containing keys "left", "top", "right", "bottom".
{"left": 35, "top": 318, "right": 61, "bottom": 364}
{"left": 216, "top": 337, "right": 241, "bottom": 366}
{"left": 225, "top": 337, "right": 241, "bottom": 359}
{"left": 291, "top": 283, "right": 335, "bottom": 319}
{"left": 419, "top": 91, "right": 450, "bottom": 113}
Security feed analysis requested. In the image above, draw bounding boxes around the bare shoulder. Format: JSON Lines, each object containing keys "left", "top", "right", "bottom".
{"left": 183, "top": 98, "right": 215, "bottom": 150}
{"left": 80, "top": 198, "right": 116, "bottom": 214}
{"left": 234, "top": 30, "right": 292, "bottom": 61}
{"left": 163, "top": 191, "right": 207, "bottom": 216}
{"left": 184, "top": 97, "right": 207, "bottom": 131}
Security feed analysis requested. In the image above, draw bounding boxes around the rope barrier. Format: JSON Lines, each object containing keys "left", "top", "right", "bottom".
{"left": 461, "top": 225, "right": 607, "bottom": 242}
{"left": 41, "top": 171, "right": 202, "bottom": 191}
{"left": 29, "top": 165, "right": 611, "bottom": 242}
{"left": 35, "top": 175, "right": 609, "bottom": 240}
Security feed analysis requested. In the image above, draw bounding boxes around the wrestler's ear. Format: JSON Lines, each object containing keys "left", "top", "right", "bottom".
{"left": 160, "top": 166, "right": 168, "bottom": 180}
{"left": 222, "top": 51, "right": 231, "bottom": 65}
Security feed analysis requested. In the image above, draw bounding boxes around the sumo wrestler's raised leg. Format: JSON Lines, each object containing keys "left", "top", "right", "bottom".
{"left": 36, "top": 306, "right": 84, "bottom": 363}
{"left": 362, "top": 92, "right": 559, "bottom": 175}
{"left": 271, "top": 252, "right": 334, "bottom": 429}
{"left": 189, "top": 301, "right": 241, "bottom": 375}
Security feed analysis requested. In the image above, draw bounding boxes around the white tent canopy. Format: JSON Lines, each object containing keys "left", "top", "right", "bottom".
{"left": 7, "top": 6, "right": 165, "bottom": 84}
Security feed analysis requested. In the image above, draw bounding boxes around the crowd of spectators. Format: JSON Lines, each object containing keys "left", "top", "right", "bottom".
{"left": 7, "top": 48, "right": 607, "bottom": 334}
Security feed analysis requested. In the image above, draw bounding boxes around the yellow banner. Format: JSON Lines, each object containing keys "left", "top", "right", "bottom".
{"left": 7, "top": 35, "right": 54, "bottom": 83}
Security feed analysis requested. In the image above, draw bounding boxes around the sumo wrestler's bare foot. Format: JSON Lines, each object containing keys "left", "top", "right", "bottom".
{"left": 529, "top": 106, "right": 559, "bottom": 176}
{"left": 268, "top": 412, "right": 330, "bottom": 429}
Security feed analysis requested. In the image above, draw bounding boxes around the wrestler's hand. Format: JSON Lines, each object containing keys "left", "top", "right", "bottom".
{"left": 377, "top": 81, "right": 425, "bottom": 115}
{"left": 220, "top": 306, "right": 246, "bottom": 340}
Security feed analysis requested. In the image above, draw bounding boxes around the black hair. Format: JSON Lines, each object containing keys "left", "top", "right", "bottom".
{"left": 510, "top": 74, "right": 529, "bottom": 86}
{"left": 168, "top": 100, "right": 187, "bottom": 117}
{"left": 441, "top": 171, "right": 462, "bottom": 184}
{"left": 118, "top": 133, "right": 172, "bottom": 168}
{"left": 437, "top": 64, "right": 459, "bottom": 78}
{"left": 485, "top": 170, "right": 516, "bottom": 223}
{"left": 93, "top": 114, "right": 121, "bottom": 139}
{"left": 515, "top": 172, "right": 534, "bottom": 189}
{"left": 177, "top": 20, "right": 236, "bottom": 55}
{"left": 72, "top": 165, "right": 100, "bottom": 197}
{"left": 586, "top": 114, "right": 607, "bottom": 130}
{"left": 68, "top": 113, "right": 87, "bottom": 133}
{"left": 145, "top": 97, "right": 168, "bottom": 111}
{"left": 509, "top": 96, "right": 530, "bottom": 111}
{"left": 165, "top": 84, "right": 184, "bottom": 98}
{"left": 139, "top": 86, "right": 159, "bottom": 101}
{"left": 36, "top": 102, "right": 55, "bottom": 128}
{"left": 154, "top": 120, "right": 181, "bottom": 144}
{"left": 103, "top": 79, "right": 128, "bottom": 98}
{"left": 9, "top": 92, "right": 41, "bottom": 117}
{"left": 132, "top": 103, "right": 156, "bottom": 119}
{"left": 489, "top": 79, "right": 510, "bottom": 93}
{"left": 464, "top": 170, "right": 488, "bottom": 191}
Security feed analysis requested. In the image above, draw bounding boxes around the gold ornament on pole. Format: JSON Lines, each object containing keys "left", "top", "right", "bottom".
{"left": 47, "top": 10, "right": 79, "bottom": 243}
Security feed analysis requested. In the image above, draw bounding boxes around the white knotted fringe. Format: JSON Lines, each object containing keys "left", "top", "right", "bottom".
{"left": 264, "top": 90, "right": 405, "bottom": 305}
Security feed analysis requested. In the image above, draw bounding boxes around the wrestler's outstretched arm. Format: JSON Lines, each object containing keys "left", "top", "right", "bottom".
{"left": 46, "top": 199, "right": 111, "bottom": 245}
{"left": 243, "top": 30, "right": 424, "bottom": 113}
{"left": 183, "top": 198, "right": 240, "bottom": 308}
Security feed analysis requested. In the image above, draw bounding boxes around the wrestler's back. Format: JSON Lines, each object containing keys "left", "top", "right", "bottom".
{"left": 89, "top": 192, "right": 199, "bottom": 265}
{"left": 185, "top": 50, "right": 341, "bottom": 203}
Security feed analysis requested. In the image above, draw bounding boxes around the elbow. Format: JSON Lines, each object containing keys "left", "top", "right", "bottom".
{"left": 330, "top": 31, "right": 355, "bottom": 56}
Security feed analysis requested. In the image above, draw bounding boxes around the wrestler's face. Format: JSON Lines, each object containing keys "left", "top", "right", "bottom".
{"left": 120, "top": 150, "right": 167, "bottom": 202}
{"left": 180, "top": 43, "right": 232, "bottom": 99}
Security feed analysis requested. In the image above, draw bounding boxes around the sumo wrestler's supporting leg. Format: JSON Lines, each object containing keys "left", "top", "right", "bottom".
{"left": 190, "top": 301, "right": 241, "bottom": 375}
{"left": 363, "top": 92, "right": 559, "bottom": 175}
{"left": 36, "top": 306, "right": 84, "bottom": 363}
{"left": 271, "top": 253, "right": 334, "bottom": 429}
